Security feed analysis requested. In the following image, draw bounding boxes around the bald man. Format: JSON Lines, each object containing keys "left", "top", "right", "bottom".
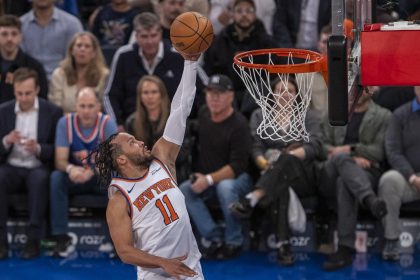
{"left": 49, "top": 87, "right": 118, "bottom": 257}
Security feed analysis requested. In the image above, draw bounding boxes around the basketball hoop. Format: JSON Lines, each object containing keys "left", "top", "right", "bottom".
{"left": 233, "top": 48, "right": 327, "bottom": 142}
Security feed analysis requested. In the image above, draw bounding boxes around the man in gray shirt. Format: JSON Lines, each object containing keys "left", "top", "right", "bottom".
{"left": 20, "top": 0, "right": 83, "bottom": 79}
{"left": 378, "top": 86, "right": 420, "bottom": 261}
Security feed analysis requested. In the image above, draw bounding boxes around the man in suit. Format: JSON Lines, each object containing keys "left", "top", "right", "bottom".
{"left": 272, "top": 0, "right": 331, "bottom": 50}
{"left": 0, "top": 67, "right": 62, "bottom": 260}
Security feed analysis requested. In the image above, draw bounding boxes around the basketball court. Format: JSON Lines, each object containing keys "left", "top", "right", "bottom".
{"left": 1, "top": 251, "right": 420, "bottom": 279}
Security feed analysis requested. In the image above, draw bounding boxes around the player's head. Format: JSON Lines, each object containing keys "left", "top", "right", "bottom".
{"left": 95, "top": 133, "right": 153, "bottom": 186}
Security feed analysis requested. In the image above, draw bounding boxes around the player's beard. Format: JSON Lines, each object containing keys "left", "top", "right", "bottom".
{"left": 128, "top": 153, "right": 153, "bottom": 169}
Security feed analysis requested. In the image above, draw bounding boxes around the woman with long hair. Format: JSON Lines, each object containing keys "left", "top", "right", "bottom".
{"left": 125, "top": 75, "right": 170, "bottom": 148}
{"left": 49, "top": 31, "right": 109, "bottom": 113}
{"left": 230, "top": 76, "right": 322, "bottom": 266}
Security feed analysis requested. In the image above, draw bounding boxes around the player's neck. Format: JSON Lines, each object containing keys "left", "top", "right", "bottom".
{"left": 111, "top": 2, "right": 130, "bottom": 13}
{"left": 121, "top": 164, "right": 148, "bottom": 179}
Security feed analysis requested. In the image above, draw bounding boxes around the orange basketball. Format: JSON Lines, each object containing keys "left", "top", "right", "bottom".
{"left": 170, "top": 12, "right": 213, "bottom": 55}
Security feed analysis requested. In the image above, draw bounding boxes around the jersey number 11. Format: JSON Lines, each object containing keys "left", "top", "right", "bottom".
{"left": 155, "top": 195, "right": 179, "bottom": 225}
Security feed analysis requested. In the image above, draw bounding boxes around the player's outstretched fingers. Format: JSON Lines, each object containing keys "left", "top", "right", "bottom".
{"left": 179, "top": 52, "right": 201, "bottom": 61}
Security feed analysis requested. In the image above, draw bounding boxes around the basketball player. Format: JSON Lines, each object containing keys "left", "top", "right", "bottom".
{"left": 94, "top": 52, "right": 204, "bottom": 279}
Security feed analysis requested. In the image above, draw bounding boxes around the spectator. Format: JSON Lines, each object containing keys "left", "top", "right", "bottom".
{"left": 272, "top": 0, "right": 331, "bottom": 50}
{"left": 49, "top": 31, "right": 109, "bottom": 114}
{"left": 125, "top": 75, "right": 170, "bottom": 148}
{"left": 230, "top": 77, "right": 322, "bottom": 266}
{"left": 157, "top": 0, "right": 185, "bottom": 41}
{"left": 373, "top": 86, "right": 415, "bottom": 112}
{"left": 204, "top": 0, "right": 277, "bottom": 115}
{"left": 0, "top": 68, "right": 62, "bottom": 260}
{"left": 378, "top": 86, "right": 420, "bottom": 261}
{"left": 179, "top": 74, "right": 253, "bottom": 260}
{"left": 103, "top": 12, "right": 205, "bottom": 129}
{"left": 320, "top": 87, "right": 392, "bottom": 271}
{"left": 20, "top": 0, "right": 83, "bottom": 79}
{"left": 185, "top": 0, "right": 210, "bottom": 16}
{"left": 90, "top": 0, "right": 140, "bottom": 48}
{"left": 209, "top": 0, "right": 276, "bottom": 36}
{"left": 49, "top": 87, "right": 118, "bottom": 257}
{"left": 310, "top": 23, "right": 331, "bottom": 116}
{"left": 0, "top": 14, "right": 48, "bottom": 104}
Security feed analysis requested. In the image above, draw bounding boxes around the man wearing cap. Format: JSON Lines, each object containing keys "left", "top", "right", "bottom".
{"left": 179, "top": 74, "right": 253, "bottom": 260}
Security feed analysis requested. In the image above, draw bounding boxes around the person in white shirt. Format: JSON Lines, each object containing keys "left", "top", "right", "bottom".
{"left": 0, "top": 67, "right": 62, "bottom": 260}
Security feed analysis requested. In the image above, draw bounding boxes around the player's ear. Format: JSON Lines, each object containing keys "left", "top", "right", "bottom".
{"left": 116, "top": 155, "right": 127, "bottom": 166}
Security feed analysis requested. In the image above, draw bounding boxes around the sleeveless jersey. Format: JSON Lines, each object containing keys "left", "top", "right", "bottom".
{"left": 109, "top": 158, "right": 203, "bottom": 280}
{"left": 65, "top": 112, "right": 110, "bottom": 167}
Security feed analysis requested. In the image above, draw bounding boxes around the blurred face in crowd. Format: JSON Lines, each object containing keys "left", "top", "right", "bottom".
{"left": 32, "top": 0, "right": 56, "bottom": 10}
{"left": 205, "top": 88, "right": 234, "bottom": 116}
{"left": 273, "top": 80, "right": 298, "bottom": 107}
{"left": 14, "top": 78, "right": 39, "bottom": 112}
{"left": 71, "top": 34, "right": 96, "bottom": 66}
{"left": 415, "top": 86, "right": 420, "bottom": 101}
{"left": 140, "top": 80, "right": 162, "bottom": 113}
{"left": 160, "top": 0, "right": 185, "bottom": 24}
{"left": 0, "top": 25, "right": 21, "bottom": 56}
{"left": 318, "top": 32, "right": 330, "bottom": 56}
{"left": 136, "top": 25, "right": 162, "bottom": 59}
{"left": 75, "top": 88, "right": 100, "bottom": 127}
{"left": 233, "top": 1, "right": 256, "bottom": 29}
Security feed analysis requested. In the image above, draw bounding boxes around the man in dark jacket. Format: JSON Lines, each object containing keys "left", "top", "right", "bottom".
{"left": 103, "top": 12, "right": 205, "bottom": 129}
{"left": 0, "top": 14, "right": 48, "bottom": 103}
{"left": 204, "top": 0, "right": 277, "bottom": 113}
{"left": 0, "top": 68, "right": 62, "bottom": 260}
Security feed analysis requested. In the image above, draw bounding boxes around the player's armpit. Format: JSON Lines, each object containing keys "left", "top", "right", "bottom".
{"left": 152, "top": 137, "right": 180, "bottom": 177}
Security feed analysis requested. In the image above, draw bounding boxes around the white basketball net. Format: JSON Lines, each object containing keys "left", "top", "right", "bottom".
{"left": 234, "top": 51, "right": 316, "bottom": 142}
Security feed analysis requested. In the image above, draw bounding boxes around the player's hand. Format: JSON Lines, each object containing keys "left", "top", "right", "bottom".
{"left": 191, "top": 173, "right": 209, "bottom": 194}
{"left": 4, "top": 130, "right": 22, "bottom": 145}
{"left": 160, "top": 254, "right": 197, "bottom": 279}
{"left": 352, "top": 156, "right": 371, "bottom": 169}
{"left": 179, "top": 52, "right": 201, "bottom": 61}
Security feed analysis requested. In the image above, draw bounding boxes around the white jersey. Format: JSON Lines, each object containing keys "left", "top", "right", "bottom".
{"left": 109, "top": 158, "right": 203, "bottom": 280}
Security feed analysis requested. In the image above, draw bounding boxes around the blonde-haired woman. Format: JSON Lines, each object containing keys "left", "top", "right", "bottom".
{"left": 125, "top": 75, "right": 170, "bottom": 148}
{"left": 49, "top": 31, "right": 109, "bottom": 113}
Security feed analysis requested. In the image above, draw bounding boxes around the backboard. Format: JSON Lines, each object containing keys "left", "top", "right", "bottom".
{"left": 327, "top": 0, "right": 373, "bottom": 125}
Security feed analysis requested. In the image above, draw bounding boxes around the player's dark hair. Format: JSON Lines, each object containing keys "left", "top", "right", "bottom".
{"left": 93, "top": 133, "right": 122, "bottom": 187}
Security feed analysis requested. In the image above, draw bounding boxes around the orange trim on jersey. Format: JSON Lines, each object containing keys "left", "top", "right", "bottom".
{"left": 111, "top": 170, "right": 149, "bottom": 183}
{"left": 110, "top": 184, "right": 133, "bottom": 219}
{"left": 65, "top": 114, "right": 73, "bottom": 144}
{"left": 153, "top": 157, "right": 177, "bottom": 186}
{"left": 74, "top": 113, "right": 101, "bottom": 143}
{"left": 99, "top": 115, "right": 110, "bottom": 141}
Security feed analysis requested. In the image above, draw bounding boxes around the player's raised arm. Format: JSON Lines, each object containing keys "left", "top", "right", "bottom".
{"left": 152, "top": 53, "right": 200, "bottom": 173}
